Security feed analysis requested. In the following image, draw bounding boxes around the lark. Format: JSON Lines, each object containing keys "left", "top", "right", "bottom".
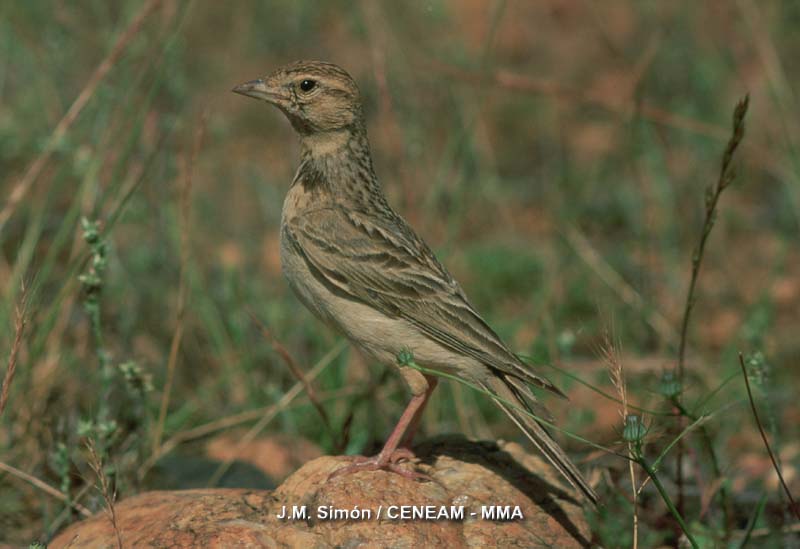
{"left": 233, "top": 61, "right": 598, "bottom": 504}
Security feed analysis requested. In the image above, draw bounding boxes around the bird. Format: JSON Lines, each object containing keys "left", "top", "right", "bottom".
{"left": 233, "top": 60, "right": 598, "bottom": 505}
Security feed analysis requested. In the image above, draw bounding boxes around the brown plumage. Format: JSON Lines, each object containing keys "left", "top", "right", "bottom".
{"left": 233, "top": 60, "right": 598, "bottom": 505}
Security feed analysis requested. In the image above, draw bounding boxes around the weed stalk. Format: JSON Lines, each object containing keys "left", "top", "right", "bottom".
{"left": 738, "top": 353, "right": 800, "bottom": 520}
{"left": 674, "top": 95, "right": 749, "bottom": 516}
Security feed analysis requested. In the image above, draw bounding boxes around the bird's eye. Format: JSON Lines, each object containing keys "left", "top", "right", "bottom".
{"left": 299, "top": 79, "right": 317, "bottom": 92}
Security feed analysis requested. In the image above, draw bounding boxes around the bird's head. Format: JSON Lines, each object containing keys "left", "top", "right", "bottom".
{"left": 233, "top": 61, "right": 364, "bottom": 140}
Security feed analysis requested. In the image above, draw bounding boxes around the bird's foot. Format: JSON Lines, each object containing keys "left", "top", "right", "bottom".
{"left": 327, "top": 448, "right": 431, "bottom": 482}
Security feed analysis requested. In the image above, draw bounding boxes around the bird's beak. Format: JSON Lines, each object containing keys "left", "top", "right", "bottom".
{"left": 231, "top": 79, "right": 287, "bottom": 104}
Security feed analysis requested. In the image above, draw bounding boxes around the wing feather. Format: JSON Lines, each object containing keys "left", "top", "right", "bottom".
{"left": 285, "top": 205, "right": 563, "bottom": 396}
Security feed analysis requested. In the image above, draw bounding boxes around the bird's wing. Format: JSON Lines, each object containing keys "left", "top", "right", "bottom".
{"left": 284, "top": 204, "right": 563, "bottom": 396}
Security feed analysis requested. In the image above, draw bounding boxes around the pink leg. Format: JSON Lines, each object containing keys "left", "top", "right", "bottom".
{"left": 329, "top": 374, "right": 438, "bottom": 481}
{"left": 400, "top": 376, "right": 438, "bottom": 448}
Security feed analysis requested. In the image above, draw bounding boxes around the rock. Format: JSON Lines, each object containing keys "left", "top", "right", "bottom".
{"left": 50, "top": 436, "right": 592, "bottom": 548}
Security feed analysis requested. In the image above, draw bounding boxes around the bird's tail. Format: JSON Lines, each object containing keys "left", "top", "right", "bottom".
{"left": 479, "top": 375, "right": 599, "bottom": 506}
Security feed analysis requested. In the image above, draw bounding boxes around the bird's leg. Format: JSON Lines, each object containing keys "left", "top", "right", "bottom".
{"left": 375, "top": 373, "right": 438, "bottom": 461}
{"left": 328, "top": 372, "right": 438, "bottom": 481}
{"left": 399, "top": 375, "right": 438, "bottom": 449}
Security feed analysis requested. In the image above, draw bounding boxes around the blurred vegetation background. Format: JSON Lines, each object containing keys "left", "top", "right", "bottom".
{"left": 1, "top": 1, "right": 799, "bottom": 546}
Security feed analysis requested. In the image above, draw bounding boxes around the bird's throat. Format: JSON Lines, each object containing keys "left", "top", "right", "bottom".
{"left": 295, "top": 129, "right": 380, "bottom": 203}
{"left": 301, "top": 129, "right": 352, "bottom": 157}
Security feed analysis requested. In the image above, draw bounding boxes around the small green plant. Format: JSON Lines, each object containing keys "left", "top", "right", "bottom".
{"left": 78, "top": 217, "right": 113, "bottom": 427}
{"left": 622, "top": 413, "right": 700, "bottom": 548}
{"left": 52, "top": 443, "right": 73, "bottom": 520}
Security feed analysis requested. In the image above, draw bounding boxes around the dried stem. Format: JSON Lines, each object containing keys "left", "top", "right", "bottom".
{"left": 205, "top": 341, "right": 345, "bottom": 487}
{"left": 601, "top": 330, "right": 638, "bottom": 549}
{"left": 566, "top": 227, "right": 677, "bottom": 345}
{"left": 738, "top": 353, "right": 800, "bottom": 520}
{"left": 247, "top": 309, "right": 338, "bottom": 446}
{"left": 0, "top": 283, "right": 28, "bottom": 418}
{"left": 153, "top": 116, "right": 205, "bottom": 452}
{"left": 0, "top": 460, "right": 91, "bottom": 517}
{"left": 432, "top": 61, "right": 732, "bottom": 141}
{"left": 0, "top": 0, "right": 164, "bottom": 235}
{"left": 139, "top": 340, "right": 347, "bottom": 480}
{"left": 733, "top": 520, "right": 800, "bottom": 541}
{"left": 86, "top": 439, "right": 123, "bottom": 548}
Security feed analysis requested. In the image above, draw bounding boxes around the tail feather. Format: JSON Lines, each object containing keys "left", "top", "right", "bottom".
{"left": 505, "top": 375, "right": 554, "bottom": 423}
{"left": 481, "top": 376, "right": 599, "bottom": 506}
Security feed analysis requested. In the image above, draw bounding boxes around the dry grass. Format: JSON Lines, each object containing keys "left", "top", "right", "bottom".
{"left": 601, "top": 329, "right": 640, "bottom": 549}
{"left": 85, "top": 438, "right": 123, "bottom": 549}
{"left": 0, "top": 284, "right": 27, "bottom": 419}
{"left": 0, "top": 0, "right": 165, "bottom": 234}
{"left": 153, "top": 114, "right": 206, "bottom": 453}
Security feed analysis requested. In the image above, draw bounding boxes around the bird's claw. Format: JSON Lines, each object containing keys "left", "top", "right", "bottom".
{"left": 327, "top": 448, "right": 431, "bottom": 482}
